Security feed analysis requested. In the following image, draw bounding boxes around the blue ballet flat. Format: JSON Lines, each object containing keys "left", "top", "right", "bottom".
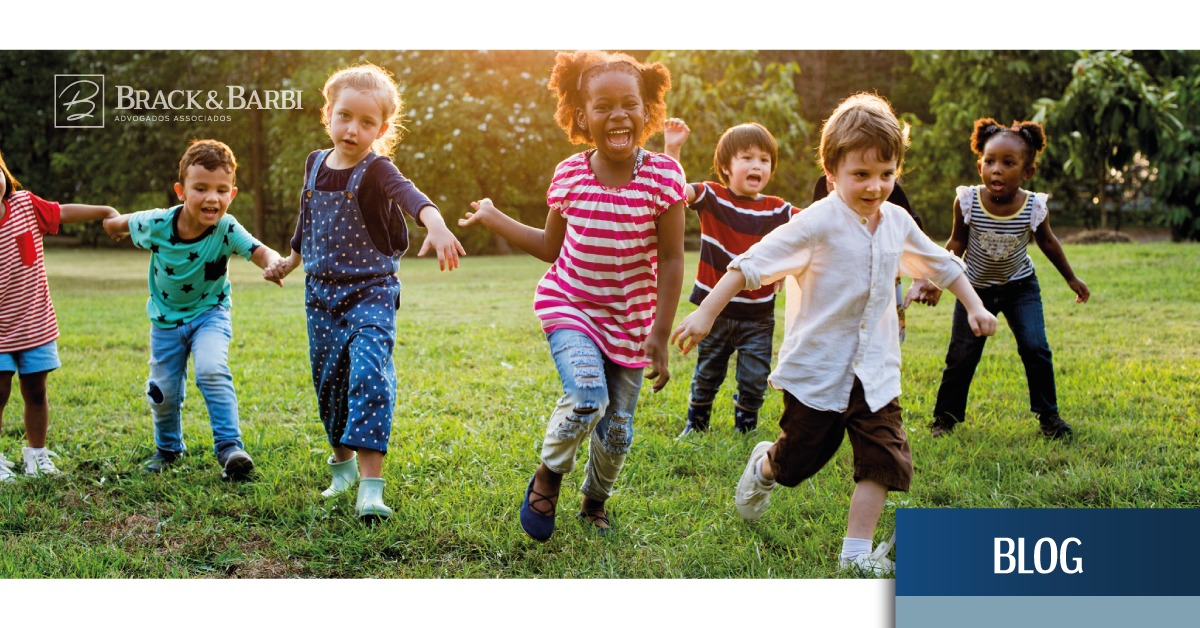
{"left": 519, "top": 474, "right": 556, "bottom": 542}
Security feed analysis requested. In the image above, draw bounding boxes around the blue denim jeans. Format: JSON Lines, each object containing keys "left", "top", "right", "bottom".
{"left": 934, "top": 275, "right": 1057, "bottom": 423}
{"left": 688, "top": 313, "right": 774, "bottom": 422}
{"left": 541, "top": 329, "right": 643, "bottom": 502}
{"left": 146, "top": 306, "right": 243, "bottom": 456}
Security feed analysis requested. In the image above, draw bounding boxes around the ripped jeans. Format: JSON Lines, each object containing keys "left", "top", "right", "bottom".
{"left": 146, "top": 305, "right": 243, "bottom": 456}
{"left": 541, "top": 329, "right": 643, "bottom": 502}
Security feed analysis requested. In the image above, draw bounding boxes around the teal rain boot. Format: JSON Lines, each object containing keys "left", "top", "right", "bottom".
{"left": 321, "top": 454, "right": 359, "bottom": 498}
{"left": 355, "top": 477, "right": 393, "bottom": 521}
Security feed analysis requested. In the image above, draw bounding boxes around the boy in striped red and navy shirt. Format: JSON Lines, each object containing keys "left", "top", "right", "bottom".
{"left": 664, "top": 119, "right": 797, "bottom": 436}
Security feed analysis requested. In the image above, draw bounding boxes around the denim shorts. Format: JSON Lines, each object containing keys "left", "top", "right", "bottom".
{"left": 0, "top": 340, "right": 61, "bottom": 375}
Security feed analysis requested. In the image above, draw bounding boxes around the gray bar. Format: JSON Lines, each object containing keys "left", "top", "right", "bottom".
{"left": 897, "top": 596, "right": 1200, "bottom": 627}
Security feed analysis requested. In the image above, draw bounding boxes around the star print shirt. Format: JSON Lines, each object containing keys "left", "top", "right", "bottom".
{"left": 128, "top": 206, "right": 262, "bottom": 328}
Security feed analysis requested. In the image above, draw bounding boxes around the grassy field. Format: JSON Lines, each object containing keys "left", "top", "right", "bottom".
{"left": 1, "top": 243, "right": 1197, "bottom": 578}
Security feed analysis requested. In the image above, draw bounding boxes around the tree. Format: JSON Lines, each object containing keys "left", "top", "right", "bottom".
{"left": 906, "top": 51, "right": 1075, "bottom": 237}
{"left": 1033, "top": 51, "right": 1181, "bottom": 230}
{"left": 649, "top": 50, "right": 812, "bottom": 211}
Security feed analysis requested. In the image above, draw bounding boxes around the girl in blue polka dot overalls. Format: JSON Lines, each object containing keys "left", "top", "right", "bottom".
{"left": 265, "top": 63, "right": 464, "bottom": 520}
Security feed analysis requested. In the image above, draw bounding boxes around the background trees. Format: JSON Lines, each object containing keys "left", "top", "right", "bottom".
{"left": 2, "top": 49, "right": 1197, "bottom": 249}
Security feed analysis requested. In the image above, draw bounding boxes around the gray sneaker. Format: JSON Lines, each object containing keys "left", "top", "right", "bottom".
{"left": 735, "top": 441, "right": 776, "bottom": 522}
{"left": 217, "top": 446, "right": 255, "bottom": 481}
{"left": 0, "top": 454, "right": 16, "bottom": 483}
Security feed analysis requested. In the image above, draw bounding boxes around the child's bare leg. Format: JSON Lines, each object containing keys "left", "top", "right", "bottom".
{"left": 0, "top": 372, "right": 12, "bottom": 432}
{"left": 759, "top": 447, "right": 778, "bottom": 481}
{"left": 19, "top": 372, "right": 49, "bottom": 448}
{"left": 846, "top": 478, "right": 888, "bottom": 540}
{"left": 332, "top": 445, "right": 356, "bottom": 463}
{"left": 358, "top": 448, "right": 384, "bottom": 478}
{"left": 530, "top": 462, "right": 562, "bottom": 514}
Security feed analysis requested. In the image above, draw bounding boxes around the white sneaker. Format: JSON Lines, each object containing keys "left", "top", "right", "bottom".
{"left": 735, "top": 441, "right": 776, "bottom": 521}
{"left": 839, "top": 533, "right": 896, "bottom": 577}
{"left": 23, "top": 447, "right": 61, "bottom": 477}
{"left": 0, "top": 454, "right": 16, "bottom": 483}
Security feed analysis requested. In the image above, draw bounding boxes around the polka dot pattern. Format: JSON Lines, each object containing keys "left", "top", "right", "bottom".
{"left": 299, "top": 149, "right": 402, "bottom": 454}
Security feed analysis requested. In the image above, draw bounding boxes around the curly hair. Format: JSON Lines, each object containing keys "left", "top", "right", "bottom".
{"left": 713, "top": 123, "right": 778, "bottom": 186}
{"left": 0, "top": 148, "right": 21, "bottom": 200}
{"left": 819, "top": 93, "right": 910, "bottom": 175}
{"left": 322, "top": 63, "right": 405, "bottom": 157}
{"left": 548, "top": 50, "right": 671, "bottom": 147}
{"left": 177, "top": 139, "right": 237, "bottom": 186}
{"left": 971, "top": 118, "right": 1047, "bottom": 168}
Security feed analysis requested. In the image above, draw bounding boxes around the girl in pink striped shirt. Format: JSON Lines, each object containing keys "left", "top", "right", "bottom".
{"left": 460, "top": 51, "right": 686, "bottom": 542}
{"left": 0, "top": 148, "right": 119, "bottom": 482}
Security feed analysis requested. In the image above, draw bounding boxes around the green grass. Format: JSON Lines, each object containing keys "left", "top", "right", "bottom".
{"left": 1, "top": 243, "right": 1197, "bottom": 578}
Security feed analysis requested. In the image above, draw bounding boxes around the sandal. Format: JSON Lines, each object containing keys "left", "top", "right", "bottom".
{"left": 519, "top": 474, "right": 558, "bottom": 541}
{"left": 578, "top": 497, "right": 611, "bottom": 534}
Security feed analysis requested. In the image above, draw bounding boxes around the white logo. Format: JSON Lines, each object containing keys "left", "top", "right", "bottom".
{"left": 55, "top": 75, "right": 105, "bottom": 128}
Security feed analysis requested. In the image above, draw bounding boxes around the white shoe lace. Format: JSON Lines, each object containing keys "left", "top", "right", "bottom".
{"left": 25, "top": 449, "right": 60, "bottom": 476}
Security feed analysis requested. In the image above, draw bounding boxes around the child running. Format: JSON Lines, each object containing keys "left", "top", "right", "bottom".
{"left": 459, "top": 50, "right": 685, "bottom": 541}
{"left": 929, "top": 118, "right": 1090, "bottom": 439}
{"left": 103, "top": 139, "right": 282, "bottom": 481}
{"left": 0, "top": 148, "right": 118, "bottom": 482}
{"left": 263, "top": 63, "right": 464, "bottom": 521}
{"left": 663, "top": 118, "right": 795, "bottom": 436}
{"left": 673, "top": 94, "right": 998, "bottom": 575}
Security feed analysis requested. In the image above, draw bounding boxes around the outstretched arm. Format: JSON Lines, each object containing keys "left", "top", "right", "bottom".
{"left": 416, "top": 205, "right": 467, "bottom": 271}
{"left": 1033, "top": 215, "right": 1090, "bottom": 303}
{"left": 644, "top": 201, "right": 686, "bottom": 393}
{"left": 250, "top": 245, "right": 284, "bottom": 287}
{"left": 672, "top": 268, "right": 745, "bottom": 355}
{"left": 103, "top": 214, "right": 132, "bottom": 240}
{"left": 459, "top": 198, "right": 565, "bottom": 264}
{"left": 944, "top": 274, "right": 998, "bottom": 337}
{"left": 262, "top": 249, "right": 301, "bottom": 285}
{"left": 663, "top": 118, "right": 698, "bottom": 205}
{"left": 63, "top": 203, "right": 123, "bottom": 240}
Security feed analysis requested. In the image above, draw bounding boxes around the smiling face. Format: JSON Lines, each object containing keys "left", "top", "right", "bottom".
{"left": 723, "top": 145, "right": 774, "bottom": 198}
{"left": 326, "top": 88, "right": 389, "bottom": 166}
{"left": 577, "top": 70, "right": 645, "bottom": 166}
{"left": 978, "top": 133, "right": 1034, "bottom": 203}
{"left": 174, "top": 164, "right": 237, "bottom": 234}
{"left": 826, "top": 148, "right": 897, "bottom": 218}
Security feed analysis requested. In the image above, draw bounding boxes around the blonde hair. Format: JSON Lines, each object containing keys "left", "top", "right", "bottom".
{"left": 819, "top": 93, "right": 909, "bottom": 175}
{"left": 321, "top": 63, "right": 404, "bottom": 157}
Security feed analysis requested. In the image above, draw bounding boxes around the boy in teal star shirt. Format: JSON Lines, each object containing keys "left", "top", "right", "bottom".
{"left": 106, "top": 139, "right": 281, "bottom": 480}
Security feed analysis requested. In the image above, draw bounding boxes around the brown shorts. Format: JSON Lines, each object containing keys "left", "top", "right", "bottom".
{"left": 767, "top": 378, "right": 912, "bottom": 491}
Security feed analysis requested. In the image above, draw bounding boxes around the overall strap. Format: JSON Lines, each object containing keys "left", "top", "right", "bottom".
{"left": 306, "top": 149, "right": 333, "bottom": 190}
{"left": 345, "top": 151, "right": 381, "bottom": 195}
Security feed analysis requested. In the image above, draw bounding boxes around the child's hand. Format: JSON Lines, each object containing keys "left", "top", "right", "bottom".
{"left": 262, "top": 255, "right": 296, "bottom": 285}
{"left": 418, "top": 229, "right": 466, "bottom": 272}
{"left": 458, "top": 198, "right": 502, "bottom": 229}
{"left": 643, "top": 337, "right": 671, "bottom": 393}
{"left": 102, "top": 215, "right": 127, "bottom": 241}
{"left": 663, "top": 118, "right": 690, "bottom": 155}
{"left": 904, "top": 278, "right": 942, "bottom": 308}
{"left": 967, "top": 309, "right": 998, "bottom": 337}
{"left": 671, "top": 309, "right": 715, "bottom": 355}
{"left": 1067, "top": 277, "right": 1090, "bottom": 303}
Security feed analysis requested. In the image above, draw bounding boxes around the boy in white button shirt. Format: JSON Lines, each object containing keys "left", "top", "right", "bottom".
{"left": 672, "top": 93, "right": 997, "bottom": 576}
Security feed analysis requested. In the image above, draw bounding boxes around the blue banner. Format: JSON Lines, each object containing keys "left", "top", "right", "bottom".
{"left": 897, "top": 508, "right": 1200, "bottom": 596}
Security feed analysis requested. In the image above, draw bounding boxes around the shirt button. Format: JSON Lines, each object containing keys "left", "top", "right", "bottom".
{"left": 860, "top": 323, "right": 866, "bottom": 329}
{"left": 853, "top": 361, "right": 859, "bottom": 367}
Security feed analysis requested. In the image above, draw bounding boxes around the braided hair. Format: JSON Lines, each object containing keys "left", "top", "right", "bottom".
{"left": 548, "top": 50, "right": 671, "bottom": 147}
{"left": 971, "top": 118, "right": 1047, "bottom": 168}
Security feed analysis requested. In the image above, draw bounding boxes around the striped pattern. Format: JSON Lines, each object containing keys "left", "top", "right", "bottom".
{"left": 0, "top": 192, "right": 61, "bottom": 353}
{"left": 689, "top": 182, "right": 795, "bottom": 319}
{"left": 959, "top": 185, "right": 1045, "bottom": 288}
{"left": 535, "top": 150, "right": 686, "bottom": 368}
